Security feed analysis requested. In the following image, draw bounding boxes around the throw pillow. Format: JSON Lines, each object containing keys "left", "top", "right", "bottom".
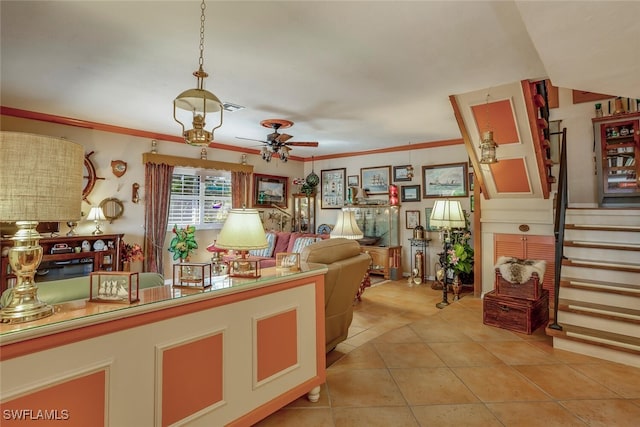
{"left": 290, "top": 236, "right": 318, "bottom": 254}
{"left": 249, "top": 232, "right": 277, "bottom": 257}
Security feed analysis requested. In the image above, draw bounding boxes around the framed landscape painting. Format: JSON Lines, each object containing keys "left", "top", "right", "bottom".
{"left": 422, "top": 163, "right": 468, "bottom": 198}
{"left": 253, "top": 173, "right": 288, "bottom": 208}
{"left": 361, "top": 166, "right": 391, "bottom": 195}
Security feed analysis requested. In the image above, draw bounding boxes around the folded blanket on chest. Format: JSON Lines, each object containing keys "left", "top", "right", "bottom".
{"left": 495, "top": 256, "right": 546, "bottom": 284}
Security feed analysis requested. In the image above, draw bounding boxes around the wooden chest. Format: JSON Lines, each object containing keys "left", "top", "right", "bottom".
{"left": 495, "top": 270, "right": 542, "bottom": 301}
{"left": 483, "top": 290, "right": 549, "bottom": 335}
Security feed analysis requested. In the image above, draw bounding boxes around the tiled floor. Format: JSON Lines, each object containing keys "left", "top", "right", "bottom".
{"left": 255, "top": 280, "right": 640, "bottom": 426}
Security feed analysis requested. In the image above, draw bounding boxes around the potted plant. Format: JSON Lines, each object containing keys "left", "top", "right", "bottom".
{"left": 168, "top": 224, "right": 198, "bottom": 262}
{"left": 120, "top": 240, "right": 144, "bottom": 271}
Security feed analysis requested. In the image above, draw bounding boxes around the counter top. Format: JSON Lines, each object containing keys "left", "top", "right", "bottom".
{"left": 0, "top": 263, "right": 327, "bottom": 345}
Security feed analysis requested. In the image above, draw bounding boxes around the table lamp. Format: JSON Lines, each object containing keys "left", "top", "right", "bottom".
{"left": 215, "top": 209, "right": 267, "bottom": 278}
{"left": 86, "top": 206, "right": 106, "bottom": 235}
{"left": 429, "top": 199, "right": 465, "bottom": 309}
{"left": 0, "top": 132, "right": 84, "bottom": 323}
{"left": 330, "top": 209, "right": 363, "bottom": 239}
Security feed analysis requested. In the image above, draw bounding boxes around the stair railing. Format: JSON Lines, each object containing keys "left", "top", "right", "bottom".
{"left": 549, "top": 127, "right": 567, "bottom": 331}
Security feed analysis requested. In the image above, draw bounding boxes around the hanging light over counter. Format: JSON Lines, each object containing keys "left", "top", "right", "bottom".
{"left": 173, "top": 0, "right": 223, "bottom": 147}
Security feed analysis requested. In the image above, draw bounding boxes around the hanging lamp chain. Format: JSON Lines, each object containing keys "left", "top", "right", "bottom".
{"left": 193, "top": 0, "right": 208, "bottom": 88}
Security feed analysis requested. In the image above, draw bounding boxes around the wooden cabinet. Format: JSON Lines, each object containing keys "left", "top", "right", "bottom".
{"left": 593, "top": 112, "right": 640, "bottom": 206}
{"left": 292, "top": 194, "right": 315, "bottom": 233}
{"left": 493, "top": 233, "right": 555, "bottom": 291}
{"left": 360, "top": 245, "right": 402, "bottom": 280}
{"left": 1, "top": 234, "right": 123, "bottom": 293}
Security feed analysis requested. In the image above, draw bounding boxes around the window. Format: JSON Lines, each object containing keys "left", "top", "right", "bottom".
{"left": 168, "top": 168, "right": 232, "bottom": 229}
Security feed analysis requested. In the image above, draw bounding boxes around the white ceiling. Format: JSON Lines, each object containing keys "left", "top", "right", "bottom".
{"left": 2, "top": 1, "right": 639, "bottom": 158}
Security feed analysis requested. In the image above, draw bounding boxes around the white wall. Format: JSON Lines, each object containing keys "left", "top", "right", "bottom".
{"left": 1, "top": 88, "right": 606, "bottom": 284}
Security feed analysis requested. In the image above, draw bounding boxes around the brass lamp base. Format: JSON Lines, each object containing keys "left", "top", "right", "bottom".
{"left": 0, "top": 221, "right": 54, "bottom": 324}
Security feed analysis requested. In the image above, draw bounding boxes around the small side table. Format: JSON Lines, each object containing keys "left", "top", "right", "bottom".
{"left": 408, "top": 238, "right": 431, "bottom": 283}
{"left": 173, "top": 262, "right": 212, "bottom": 290}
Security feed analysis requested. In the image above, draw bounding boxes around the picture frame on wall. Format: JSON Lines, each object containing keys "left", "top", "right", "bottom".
{"left": 360, "top": 165, "right": 391, "bottom": 195}
{"left": 347, "top": 175, "right": 359, "bottom": 187}
{"left": 405, "top": 210, "right": 420, "bottom": 229}
{"left": 321, "top": 168, "right": 346, "bottom": 209}
{"left": 422, "top": 162, "right": 468, "bottom": 198}
{"left": 253, "top": 173, "right": 288, "bottom": 208}
{"left": 400, "top": 185, "right": 421, "bottom": 202}
{"left": 393, "top": 165, "right": 413, "bottom": 182}
{"left": 425, "top": 207, "right": 438, "bottom": 231}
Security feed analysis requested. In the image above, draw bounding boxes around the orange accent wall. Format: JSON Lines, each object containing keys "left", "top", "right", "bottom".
{"left": 0, "top": 370, "right": 106, "bottom": 427}
{"left": 162, "top": 333, "right": 223, "bottom": 427}
{"left": 490, "top": 158, "right": 531, "bottom": 193}
{"left": 471, "top": 99, "right": 519, "bottom": 145}
{"left": 256, "top": 309, "right": 298, "bottom": 382}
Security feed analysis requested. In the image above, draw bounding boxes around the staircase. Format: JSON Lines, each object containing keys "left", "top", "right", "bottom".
{"left": 547, "top": 207, "right": 640, "bottom": 367}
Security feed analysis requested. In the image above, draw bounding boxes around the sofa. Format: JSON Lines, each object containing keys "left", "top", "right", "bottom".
{"left": 209, "top": 231, "right": 330, "bottom": 268}
{"left": 0, "top": 272, "right": 165, "bottom": 307}
{"left": 299, "top": 238, "right": 371, "bottom": 353}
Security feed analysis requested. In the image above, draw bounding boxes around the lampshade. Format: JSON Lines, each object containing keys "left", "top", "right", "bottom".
{"left": 330, "top": 209, "right": 364, "bottom": 239}
{"left": 215, "top": 209, "right": 268, "bottom": 251}
{"left": 0, "top": 132, "right": 83, "bottom": 221}
{"left": 0, "top": 132, "right": 83, "bottom": 323}
{"left": 86, "top": 207, "right": 106, "bottom": 221}
{"left": 429, "top": 200, "right": 466, "bottom": 229}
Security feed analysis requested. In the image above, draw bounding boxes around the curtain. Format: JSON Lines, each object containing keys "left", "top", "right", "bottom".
{"left": 143, "top": 162, "right": 174, "bottom": 274}
{"left": 231, "top": 171, "right": 251, "bottom": 208}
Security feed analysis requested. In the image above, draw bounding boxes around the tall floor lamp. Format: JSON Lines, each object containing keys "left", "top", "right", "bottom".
{"left": 429, "top": 200, "right": 466, "bottom": 309}
{"left": 0, "top": 132, "right": 84, "bottom": 323}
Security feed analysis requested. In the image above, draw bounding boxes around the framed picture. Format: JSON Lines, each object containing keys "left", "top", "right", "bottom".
{"left": 400, "top": 185, "right": 421, "bottom": 202}
{"left": 253, "top": 173, "right": 288, "bottom": 208}
{"left": 347, "top": 175, "right": 359, "bottom": 187}
{"left": 424, "top": 207, "right": 437, "bottom": 231}
{"left": 405, "top": 210, "right": 420, "bottom": 229}
{"left": 361, "top": 165, "right": 391, "bottom": 195}
{"left": 393, "top": 165, "right": 413, "bottom": 182}
{"left": 422, "top": 163, "right": 468, "bottom": 198}
{"left": 321, "top": 168, "right": 346, "bottom": 209}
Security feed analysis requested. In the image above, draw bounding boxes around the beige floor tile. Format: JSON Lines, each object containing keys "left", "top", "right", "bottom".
{"left": 428, "top": 341, "right": 505, "bottom": 367}
{"left": 390, "top": 367, "right": 479, "bottom": 405}
{"left": 570, "top": 362, "right": 640, "bottom": 398}
{"left": 486, "top": 401, "right": 587, "bottom": 426}
{"left": 560, "top": 399, "right": 640, "bottom": 427}
{"left": 481, "top": 340, "right": 563, "bottom": 365}
{"left": 409, "top": 316, "right": 473, "bottom": 343}
{"left": 332, "top": 406, "right": 419, "bottom": 427}
{"left": 372, "top": 325, "right": 422, "bottom": 344}
{"left": 326, "top": 368, "right": 406, "bottom": 407}
{"left": 374, "top": 341, "right": 446, "bottom": 368}
{"left": 453, "top": 366, "right": 550, "bottom": 402}
{"left": 514, "top": 364, "right": 620, "bottom": 400}
{"left": 411, "top": 403, "right": 503, "bottom": 426}
{"left": 328, "top": 343, "right": 386, "bottom": 371}
{"left": 253, "top": 407, "right": 334, "bottom": 427}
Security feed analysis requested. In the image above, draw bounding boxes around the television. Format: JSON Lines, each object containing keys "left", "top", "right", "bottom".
{"left": 0, "top": 221, "right": 60, "bottom": 238}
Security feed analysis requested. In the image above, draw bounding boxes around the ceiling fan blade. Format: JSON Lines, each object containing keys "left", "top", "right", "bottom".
{"left": 236, "top": 136, "right": 268, "bottom": 144}
{"left": 276, "top": 133, "right": 293, "bottom": 143}
{"left": 285, "top": 141, "right": 319, "bottom": 147}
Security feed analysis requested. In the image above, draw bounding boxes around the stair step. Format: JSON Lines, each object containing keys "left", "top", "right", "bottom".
{"left": 562, "top": 258, "right": 640, "bottom": 273}
{"left": 565, "top": 224, "right": 640, "bottom": 233}
{"left": 561, "top": 277, "right": 640, "bottom": 297}
{"left": 564, "top": 240, "right": 640, "bottom": 251}
{"left": 558, "top": 299, "right": 640, "bottom": 324}
{"left": 546, "top": 323, "right": 640, "bottom": 355}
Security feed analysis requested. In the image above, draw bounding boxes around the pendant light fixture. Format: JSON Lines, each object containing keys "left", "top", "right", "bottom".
{"left": 173, "top": 0, "right": 223, "bottom": 147}
{"left": 479, "top": 93, "right": 498, "bottom": 164}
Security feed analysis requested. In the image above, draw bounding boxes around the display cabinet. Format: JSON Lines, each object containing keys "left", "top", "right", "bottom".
{"left": 292, "top": 194, "right": 315, "bottom": 233}
{"left": 1, "top": 234, "right": 123, "bottom": 293}
{"left": 352, "top": 204, "right": 400, "bottom": 247}
{"left": 593, "top": 112, "right": 640, "bottom": 206}
{"left": 360, "top": 246, "right": 402, "bottom": 280}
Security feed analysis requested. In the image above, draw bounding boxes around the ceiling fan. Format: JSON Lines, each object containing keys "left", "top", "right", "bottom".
{"left": 237, "top": 119, "right": 319, "bottom": 162}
